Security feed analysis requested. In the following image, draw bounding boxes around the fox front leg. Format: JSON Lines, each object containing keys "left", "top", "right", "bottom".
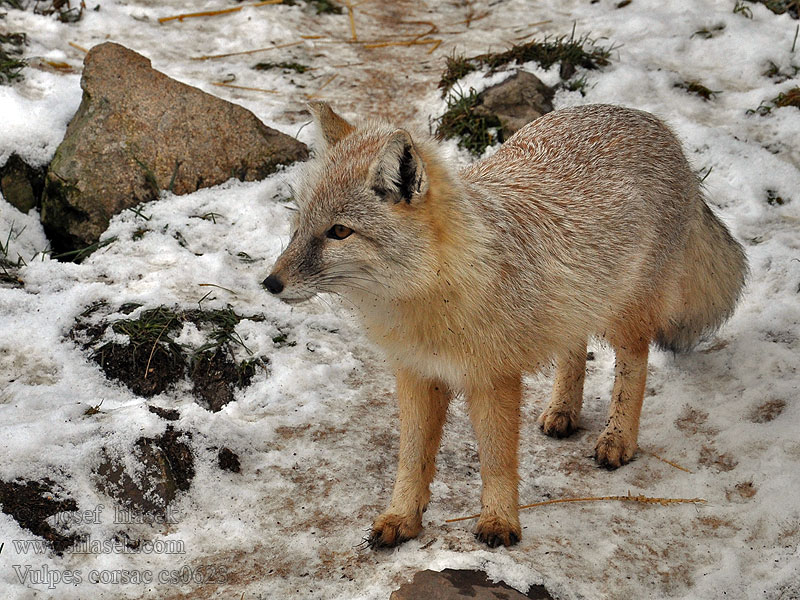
{"left": 466, "top": 374, "right": 523, "bottom": 548}
{"left": 368, "top": 369, "right": 450, "bottom": 548}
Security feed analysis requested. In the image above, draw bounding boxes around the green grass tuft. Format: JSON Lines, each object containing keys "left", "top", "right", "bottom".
{"left": 436, "top": 88, "right": 501, "bottom": 156}
{"left": 478, "top": 32, "right": 613, "bottom": 73}
{"left": 50, "top": 236, "right": 118, "bottom": 262}
{"left": 751, "top": 0, "right": 800, "bottom": 18}
{"left": 0, "top": 32, "right": 26, "bottom": 85}
{"left": 773, "top": 87, "right": 800, "bottom": 108}
{"left": 748, "top": 86, "right": 800, "bottom": 115}
{"left": 438, "top": 29, "right": 616, "bottom": 98}
{"left": 692, "top": 24, "right": 726, "bottom": 39}
{"left": 675, "top": 80, "right": 721, "bottom": 101}
{"left": 565, "top": 75, "right": 590, "bottom": 95}
{"left": 438, "top": 53, "right": 479, "bottom": 98}
{"left": 33, "top": 0, "right": 84, "bottom": 22}
{"left": 734, "top": 1, "right": 754, "bottom": 18}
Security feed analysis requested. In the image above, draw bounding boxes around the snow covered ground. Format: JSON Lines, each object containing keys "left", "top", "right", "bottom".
{"left": 1, "top": 0, "right": 799, "bottom": 598}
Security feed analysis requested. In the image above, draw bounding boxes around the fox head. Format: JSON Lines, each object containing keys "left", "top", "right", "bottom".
{"left": 263, "top": 102, "right": 444, "bottom": 305}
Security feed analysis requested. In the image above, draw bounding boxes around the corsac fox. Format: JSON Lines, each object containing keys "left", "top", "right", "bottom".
{"left": 263, "top": 101, "right": 747, "bottom": 548}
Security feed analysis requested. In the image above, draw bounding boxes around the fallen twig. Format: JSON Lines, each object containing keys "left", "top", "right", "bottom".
{"left": 445, "top": 492, "right": 707, "bottom": 523}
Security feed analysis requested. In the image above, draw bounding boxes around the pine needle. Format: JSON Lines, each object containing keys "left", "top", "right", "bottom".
{"left": 69, "top": 41, "right": 88, "bottom": 53}
{"left": 445, "top": 492, "right": 707, "bottom": 523}
{"left": 158, "top": 0, "right": 284, "bottom": 24}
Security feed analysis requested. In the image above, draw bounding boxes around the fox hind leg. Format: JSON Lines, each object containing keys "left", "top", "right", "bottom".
{"left": 594, "top": 342, "right": 648, "bottom": 469}
{"left": 538, "top": 344, "right": 587, "bottom": 438}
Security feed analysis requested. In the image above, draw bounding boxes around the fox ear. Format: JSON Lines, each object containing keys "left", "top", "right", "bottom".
{"left": 369, "top": 130, "right": 429, "bottom": 205}
{"left": 307, "top": 101, "right": 355, "bottom": 151}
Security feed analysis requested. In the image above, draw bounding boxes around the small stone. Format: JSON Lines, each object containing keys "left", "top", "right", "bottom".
{"left": 389, "top": 569, "right": 554, "bottom": 600}
{"left": 474, "top": 71, "right": 555, "bottom": 140}
{"left": 148, "top": 405, "right": 180, "bottom": 421}
{"left": 0, "top": 154, "right": 46, "bottom": 213}
{"left": 218, "top": 447, "right": 241, "bottom": 473}
{"left": 94, "top": 426, "right": 194, "bottom": 518}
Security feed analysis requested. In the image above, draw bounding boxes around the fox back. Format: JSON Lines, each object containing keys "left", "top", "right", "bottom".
{"left": 268, "top": 104, "right": 745, "bottom": 389}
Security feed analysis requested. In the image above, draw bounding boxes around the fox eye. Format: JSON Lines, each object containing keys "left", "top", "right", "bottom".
{"left": 326, "top": 224, "right": 353, "bottom": 240}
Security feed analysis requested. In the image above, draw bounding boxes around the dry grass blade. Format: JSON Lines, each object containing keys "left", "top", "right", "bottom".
{"left": 212, "top": 82, "right": 279, "bottom": 93}
{"left": 306, "top": 73, "right": 337, "bottom": 98}
{"left": 68, "top": 41, "right": 88, "bottom": 53}
{"left": 343, "top": 0, "right": 358, "bottom": 41}
{"left": 445, "top": 493, "right": 707, "bottom": 523}
{"left": 362, "top": 21, "right": 442, "bottom": 53}
{"left": 192, "top": 40, "right": 304, "bottom": 61}
{"left": 642, "top": 448, "right": 693, "bottom": 473}
{"left": 159, "top": 0, "right": 283, "bottom": 24}
{"left": 143, "top": 316, "right": 175, "bottom": 380}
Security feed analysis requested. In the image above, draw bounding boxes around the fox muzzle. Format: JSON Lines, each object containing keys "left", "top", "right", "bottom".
{"left": 262, "top": 274, "right": 284, "bottom": 294}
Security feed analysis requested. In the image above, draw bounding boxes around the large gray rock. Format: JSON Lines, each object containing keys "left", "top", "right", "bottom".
{"left": 474, "top": 70, "right": 554, "bottom": 140}
{"left": 41, "top": 42, "right": 308, "bottom": 253}
{"left": 390, "top": 569, "right": 554, "bottom": 600}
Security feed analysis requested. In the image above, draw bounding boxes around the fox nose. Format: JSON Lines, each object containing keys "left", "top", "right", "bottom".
{"left": 262, "top": 274, "right": 284, "bottom": 294}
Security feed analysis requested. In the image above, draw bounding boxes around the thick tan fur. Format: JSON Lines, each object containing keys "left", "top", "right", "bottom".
{"left": 265, "top": 102, "right": 747, "bottom": 548}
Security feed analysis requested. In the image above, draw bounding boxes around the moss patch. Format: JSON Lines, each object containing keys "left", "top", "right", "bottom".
{"left": 72, "top": 304, "right": 274, "bottom": 411}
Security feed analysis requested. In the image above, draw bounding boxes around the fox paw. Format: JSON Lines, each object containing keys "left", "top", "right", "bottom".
{"left": 367, "top": 513, "right": 421, "bottom": 549}
{"left": 594, "top": 430, "right": 636, "bottom": 469}
{"left": 537, "top": 409, "right": 578, "bottom": 438}
{"left": 475, "top": 515, "right": 521, "bottom": 548}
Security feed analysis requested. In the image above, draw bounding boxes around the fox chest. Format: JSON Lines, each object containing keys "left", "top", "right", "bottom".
{"left": 363, "top": 313, "right": 474, "bottom": 390}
